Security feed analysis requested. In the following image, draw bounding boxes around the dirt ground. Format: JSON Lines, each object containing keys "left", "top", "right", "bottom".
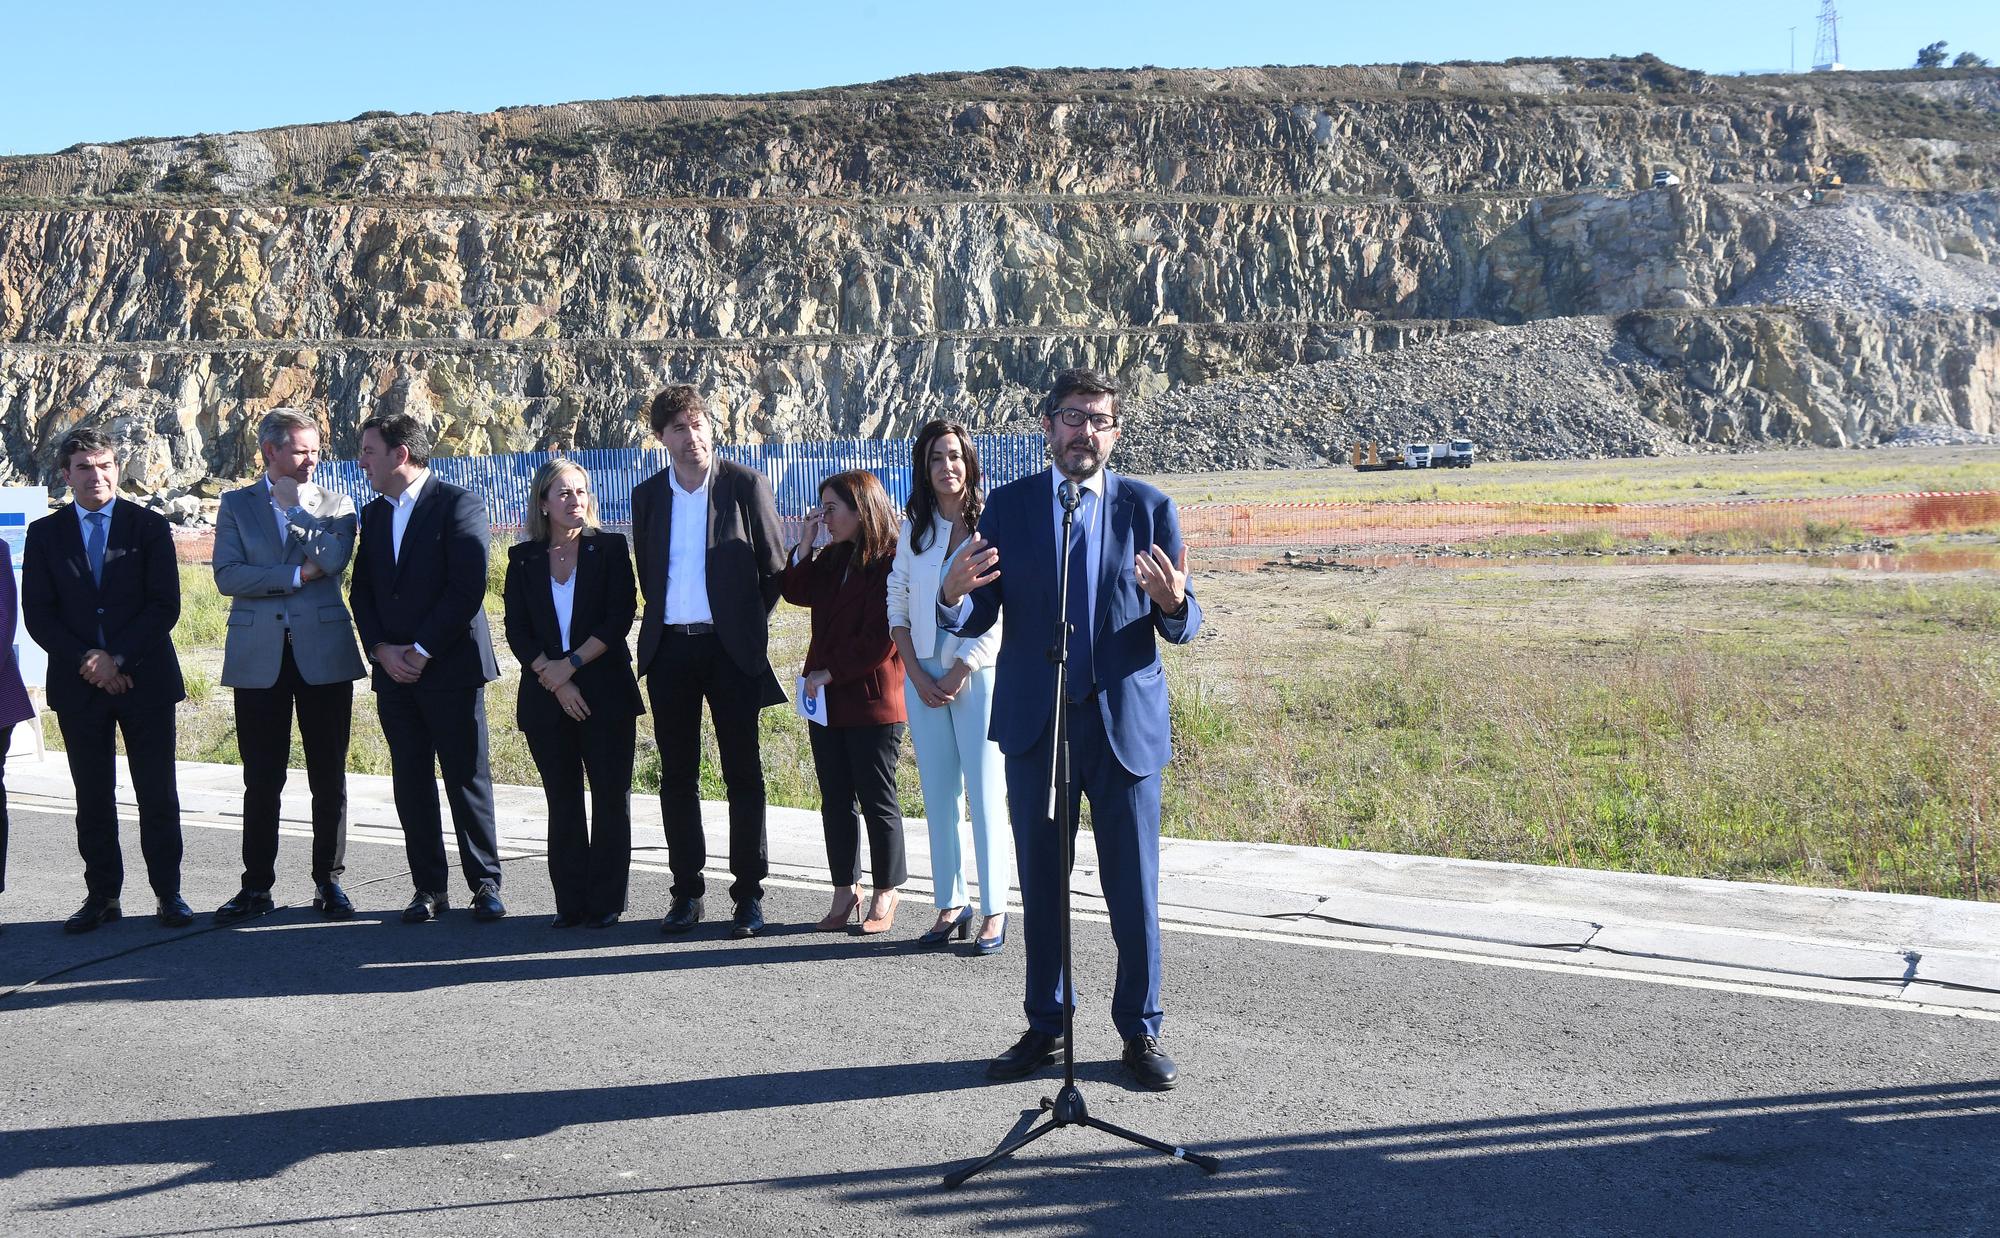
{"left": 1184, "top": 548, "right": 2000, "bottom": 657}
{"left": 1141, "top": 444, "right": 2000, "bottom": 504}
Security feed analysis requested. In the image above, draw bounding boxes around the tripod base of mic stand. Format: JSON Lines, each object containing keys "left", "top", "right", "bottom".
{"left": 940, "top": 1083, "right": 1221, "bottom": 1188}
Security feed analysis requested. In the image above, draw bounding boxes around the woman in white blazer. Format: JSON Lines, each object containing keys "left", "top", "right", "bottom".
{"left": 886, "top": 421, "right": 1013, "bottom": 953}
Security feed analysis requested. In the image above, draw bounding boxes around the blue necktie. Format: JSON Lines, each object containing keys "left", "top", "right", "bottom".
{"left": 85, "top": 510, "right": 107, "bottom": 586}
{"left": 1065, "top": 489, "right": 1096, "bottom": 702}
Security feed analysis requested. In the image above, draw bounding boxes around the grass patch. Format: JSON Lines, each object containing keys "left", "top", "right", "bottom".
{"left": 173, "top": 564, "right": 230, "bottom": 652}
{"left": 1161, "top": 572, "right": 2000, "bottom": 899}
{"left": 70, "top": 543, "right": 2000, "bottom": 902}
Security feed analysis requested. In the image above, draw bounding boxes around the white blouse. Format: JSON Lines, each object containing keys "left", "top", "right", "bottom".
{"left": 551, "top": 570, "right": 577, "bottom": 652}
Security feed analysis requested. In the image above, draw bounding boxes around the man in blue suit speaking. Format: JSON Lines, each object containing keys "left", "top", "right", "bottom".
{"left": 939, "top": 368, "right": 1202, "bottom": 1091}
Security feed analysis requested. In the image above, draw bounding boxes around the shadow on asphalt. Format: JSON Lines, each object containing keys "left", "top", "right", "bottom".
{"left": 0, "top": 907, "right": 935, "bottom": 1008}
{"left": 9, "top": 1081, "right": 1997, "bottom": 1234}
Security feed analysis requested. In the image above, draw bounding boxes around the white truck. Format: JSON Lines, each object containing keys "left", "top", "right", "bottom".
{"left": 1435, "top": 439, "right": 1476, "bottom": 468}
{"left": 1401, "top": 442, "right": 1433, "bottom": 468}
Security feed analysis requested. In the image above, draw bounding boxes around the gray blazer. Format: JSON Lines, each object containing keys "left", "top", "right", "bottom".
{"left": 213, "top": 477, "right": 367, "bottom": 688}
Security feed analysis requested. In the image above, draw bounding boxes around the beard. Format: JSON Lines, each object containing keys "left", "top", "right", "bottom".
{"left": 1056, "top": 441, "right": 1104, "bottom": 480}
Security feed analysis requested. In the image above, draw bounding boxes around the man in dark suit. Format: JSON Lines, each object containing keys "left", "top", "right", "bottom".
{"left": 940, "top": 368, "right": 1203, "bottom": 1091}
{"left": 22, "top": 429, "right": 192, "bottom": 932}
{"left": 348, "top": 413, "right": 506, "bottom": 923}
{"left": 211, "top": 408, "right": 368, "bottom": 922}
{"left": 631, "top": 386, "right": 788, "bottom": 938}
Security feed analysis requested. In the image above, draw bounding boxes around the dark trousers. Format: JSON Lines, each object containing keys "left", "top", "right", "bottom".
{"left": 234, "top": 643, "right": 353, "bottom": 890}
{"left": 525, "top": 708, "right": 636, "bottom": 919}
{"left": 57, "top": 696, "right": 183, "bottom": 901}
{"left": 647, "top": 632, "right": 768, "bottom": 903}
{"left": 808, "top": 721, "right": 908, "bottom": 889}
{"left": 0, "top": 722, "right": 12, "bottom": 892}
{"left": 375, "top": 681, "right": 503, "bottom": 895}
{"left": 1004, "top": 700, "right": 1163, "bottom": 1041}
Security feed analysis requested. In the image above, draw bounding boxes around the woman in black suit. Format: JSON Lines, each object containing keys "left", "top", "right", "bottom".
{"left": 503, "top": 459, "right": 645, "bottom": 928}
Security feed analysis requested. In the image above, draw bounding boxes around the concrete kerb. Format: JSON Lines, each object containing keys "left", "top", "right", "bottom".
{"left": 7, "top": 752, "right": 1998, "bottom": 1015}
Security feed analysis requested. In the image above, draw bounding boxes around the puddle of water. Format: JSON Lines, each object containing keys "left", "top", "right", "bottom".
{"left": 1207, "top": 548, "right": 2000, "bottom": 573}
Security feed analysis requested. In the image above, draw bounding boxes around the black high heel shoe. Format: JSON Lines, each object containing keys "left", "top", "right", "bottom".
{"left": 916, "top": 905, "right": 974, "bottom": 946}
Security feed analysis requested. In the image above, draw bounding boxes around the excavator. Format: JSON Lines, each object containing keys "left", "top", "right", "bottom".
{"left": 1805, "top": 165, "right": 1845, "bottom": 206}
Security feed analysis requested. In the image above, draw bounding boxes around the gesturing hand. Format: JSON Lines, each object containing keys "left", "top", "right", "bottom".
{"left": 1134, "top": 543, "right": 1189, "bottom": 613}
{"left": 795, "top": 512, "right": 825, "bottom": 560}
{"left": 939, "top": 536, "right": 1000, "bottom": 607}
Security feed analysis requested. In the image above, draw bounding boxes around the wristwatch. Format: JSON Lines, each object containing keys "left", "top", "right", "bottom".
{"left": 567, "top": 652, "right": 584, "bottom": 670}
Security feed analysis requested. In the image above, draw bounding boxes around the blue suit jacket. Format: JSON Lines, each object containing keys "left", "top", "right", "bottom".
{"left": 23, "top": 501, "right": 185, "bottom": 714}
{"left": 946, "top": 468, "right": 1201, "bottom": 778}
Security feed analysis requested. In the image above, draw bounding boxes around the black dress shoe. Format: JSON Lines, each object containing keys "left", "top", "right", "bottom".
{"left": 402, "top": 891, "right": 448, "bottom": 924}
{"left": 659, "top": 896, "right": 703, "bottom": 935}
{"left": 213, "top": 889, "right": 275, "bottom": 923}
{"left": 587, "top": 911, "right": 622, "bottom": 929}
{"left": 1122, "top": 1035, "right": 1180, "bottom": 1091}
{"left": 314, "top": 881, "right": 354, "bottom": 920}
{"left": 64, "top": 895, "right": 121, "bottom": 934}
{"left": 157, "top": 894, "right": 195, "bottom": 928}
{"left": 987, "top": 1029, "right": 1065, "bottom": 1081}
{"left": 731, "top": 898, "right": 765, "bottom": 939}
{"left": 471, "top": 881, "right": 506, "bottom": 921}
{"left": 550, "top": 912, "right": 583, "bottom": 929}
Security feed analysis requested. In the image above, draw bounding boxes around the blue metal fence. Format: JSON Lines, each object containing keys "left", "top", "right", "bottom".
{"left": 314, "top": 435, "right": 1047, "bottom": 527}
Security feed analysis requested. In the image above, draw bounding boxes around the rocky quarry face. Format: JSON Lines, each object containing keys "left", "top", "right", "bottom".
{"left": 0, "top": 59, "right": 1996, "bottom": 491}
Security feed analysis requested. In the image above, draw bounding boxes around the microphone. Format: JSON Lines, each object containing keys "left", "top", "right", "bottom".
{"left": 1058, "top": 479, "right": 1081, "bottom": 512}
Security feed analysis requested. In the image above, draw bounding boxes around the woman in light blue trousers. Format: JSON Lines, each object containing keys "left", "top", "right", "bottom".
{"left": 886, "top": 421, "right": 1013, "bottom": 953}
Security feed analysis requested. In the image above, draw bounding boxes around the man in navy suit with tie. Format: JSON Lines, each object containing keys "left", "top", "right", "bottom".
{"left": 22, "top": 429, "right": 191, "bottom": 932}
{"left": 939, "top": 368, "right": 1202, "bottom": 1091}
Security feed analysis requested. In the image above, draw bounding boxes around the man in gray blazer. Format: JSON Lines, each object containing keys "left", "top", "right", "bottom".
{"left": 211, "top": 409, "right": 367, "bottom": 921}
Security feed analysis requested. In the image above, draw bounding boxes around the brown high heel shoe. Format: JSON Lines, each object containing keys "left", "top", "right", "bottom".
{"left": 860, "top": 888, "right": 900, "bottom": 935}
{"left": 817, "top": 886, "right": 862, "bottom": 931}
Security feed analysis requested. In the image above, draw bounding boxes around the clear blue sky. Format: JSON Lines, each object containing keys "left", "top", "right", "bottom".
{"left": 3, "top": 1, "right": 1994, "bottom": 155}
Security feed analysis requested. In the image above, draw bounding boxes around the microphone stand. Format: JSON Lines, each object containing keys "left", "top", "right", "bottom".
{"left": 943, "top": 477, "right": 1219, "bottom": 1189}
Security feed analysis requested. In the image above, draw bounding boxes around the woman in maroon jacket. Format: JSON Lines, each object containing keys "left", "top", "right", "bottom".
{"left": 781, "top": 470, "right": 907, "bottom": 935}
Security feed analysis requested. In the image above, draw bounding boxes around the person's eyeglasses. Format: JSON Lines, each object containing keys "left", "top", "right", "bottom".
{"left": 1051, "top": 408, "right": 1118, "bottom": 431}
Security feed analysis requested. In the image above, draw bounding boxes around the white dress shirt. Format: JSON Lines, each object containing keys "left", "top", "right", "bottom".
{"left": 664, "top": 465, "right": 714, "bottom": 625}
{"left": 385, "top": 470, "right": 432, "bottom": 657}
{"left": 387, "top": 469, "right": 430, "bottom": 564}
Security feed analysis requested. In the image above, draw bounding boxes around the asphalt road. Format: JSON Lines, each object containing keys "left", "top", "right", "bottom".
{"left": 1, "top": 808, "right": 1995, "bottom": 1237}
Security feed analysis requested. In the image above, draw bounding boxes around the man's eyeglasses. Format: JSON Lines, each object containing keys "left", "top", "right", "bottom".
{"left": 1050, "top": 407, "right": 1119, "bottom": 431}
